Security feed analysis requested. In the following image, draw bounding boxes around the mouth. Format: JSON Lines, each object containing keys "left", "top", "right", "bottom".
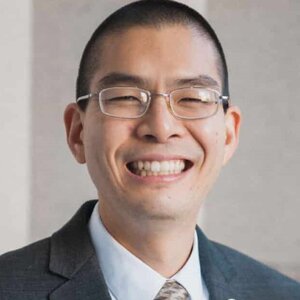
{"left": 126, "top": 159, "right": 193, "bottom": 177}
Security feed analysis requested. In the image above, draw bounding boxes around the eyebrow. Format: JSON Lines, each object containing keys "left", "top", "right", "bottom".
{"left": 173, "top": 75, "right": 219, "bottom": 88}
{"left": 95, "top": 72, "right": 219, "bottom": 90}
{"left": 95, "top": 73, "right": 147, "bottom": 89}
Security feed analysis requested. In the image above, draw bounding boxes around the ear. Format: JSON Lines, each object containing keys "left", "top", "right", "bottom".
{"left": 223, "top": 105, "right": 241, "bottom": 166}
{"left": 64, "top": 103, "right": 86, "bottom": 164}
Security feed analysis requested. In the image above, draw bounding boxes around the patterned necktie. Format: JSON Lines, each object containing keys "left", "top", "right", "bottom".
{"left": 154, "top": 279, "right": 190, "bottom": 300}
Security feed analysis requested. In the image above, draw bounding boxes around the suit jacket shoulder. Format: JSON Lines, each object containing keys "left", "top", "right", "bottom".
{"left": 196, "top": 226, "right": 300, "bottom": 299}
{"left": 214, "top": 240, "right": 299, "bottom": 287}
{"left": 1, "top": 200, "right": 300, "bottom": 300}
{"left": 0, "top": 200, "right": 111, "bottom": 300}
{"left": 0, "top": 237, "right": 65, "bottom": 299}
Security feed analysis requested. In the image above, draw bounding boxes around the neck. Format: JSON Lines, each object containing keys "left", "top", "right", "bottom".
{"left": 99, "top": 202, "right": 196, "bottom": 278}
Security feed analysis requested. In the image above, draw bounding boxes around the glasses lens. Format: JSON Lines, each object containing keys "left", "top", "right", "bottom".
{"left": 171, "top": 88, "right": 219, "bottom": 119}
{"left": 99, "top": 87, "right": 149, "bottom": 118}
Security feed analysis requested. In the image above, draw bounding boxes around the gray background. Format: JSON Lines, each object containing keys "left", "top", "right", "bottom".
{"left": 204, "top": 0, "right": 300, "bottom": 280}
{"left": 1, "top": 0, "right": 299, "bottom": 281}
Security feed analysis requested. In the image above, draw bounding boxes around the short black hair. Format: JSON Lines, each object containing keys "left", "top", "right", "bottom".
{"left": 76, "top": 0, "right": 229, "bottom": 112}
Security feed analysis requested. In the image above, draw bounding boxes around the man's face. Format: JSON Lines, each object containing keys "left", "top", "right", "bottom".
{"left": 66, "top": 25, "right": 240, "bottom": 223}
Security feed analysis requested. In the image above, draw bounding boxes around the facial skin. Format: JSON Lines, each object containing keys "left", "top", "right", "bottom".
{"left": 64, "top": 25, "right": 241, "bottom": 276}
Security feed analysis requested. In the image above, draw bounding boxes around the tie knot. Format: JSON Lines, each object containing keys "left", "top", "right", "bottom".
{"left": 154, "top": 279, "right": 190, "bottom": 300}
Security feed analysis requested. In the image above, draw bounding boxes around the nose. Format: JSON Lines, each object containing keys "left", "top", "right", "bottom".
{"left": 135, "top": 94, "right": 185, "bottom": 143}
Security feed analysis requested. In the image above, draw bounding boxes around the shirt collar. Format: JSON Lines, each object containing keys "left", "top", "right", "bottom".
{"left": 89, "top": 201, "right": 208, "bottom": 300}
{"left": 171, "top": 230, "right": 209, "bottom": 300}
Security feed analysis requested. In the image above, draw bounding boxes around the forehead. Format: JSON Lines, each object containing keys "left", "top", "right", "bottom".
{"left": 90, "top": 25, "right": 220, "bottom": 90}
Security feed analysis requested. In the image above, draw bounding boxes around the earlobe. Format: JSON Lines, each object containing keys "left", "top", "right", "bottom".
{"left": 223, "top": 105, "right": 241, "bottom": 166}
{"left": 64, "top": 103, "right": 86, "bottom": 164}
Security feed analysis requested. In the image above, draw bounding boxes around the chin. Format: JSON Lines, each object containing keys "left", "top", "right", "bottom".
{"left": 127, "top": 196, "right": 188, "bottom": 220}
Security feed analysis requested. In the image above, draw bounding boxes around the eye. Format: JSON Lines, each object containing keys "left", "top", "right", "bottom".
{"left": 107, "top": 95, "right": 141, "bottom": 102}
{"left": 177, "top": 97, "right": 214, "bottom": 106}
{"left": 179, "top": 97, "right": 203, "bottom": 103}
{"left": 173, "top": 88, "right": 217, "bottom": 105}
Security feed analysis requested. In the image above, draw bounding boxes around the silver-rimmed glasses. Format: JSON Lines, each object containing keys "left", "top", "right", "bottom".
{"left": 76, "top": 86, "right": 229, "bottom": 120}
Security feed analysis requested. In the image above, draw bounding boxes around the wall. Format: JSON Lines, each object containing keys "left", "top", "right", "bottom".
{"left": 203, "top": 0, "right": 300, "bottom": 280}
{"left": 0, "top": 0, "right": 31, "bottom": 253}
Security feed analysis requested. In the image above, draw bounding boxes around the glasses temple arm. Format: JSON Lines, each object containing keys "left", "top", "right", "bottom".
{"left": 76, "top": 93, "right": 101, "bottom": 103}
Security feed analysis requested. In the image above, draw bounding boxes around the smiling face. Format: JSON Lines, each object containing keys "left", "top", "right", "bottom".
{"left": 65, "top": 25, "right": 241, "bottom": 225}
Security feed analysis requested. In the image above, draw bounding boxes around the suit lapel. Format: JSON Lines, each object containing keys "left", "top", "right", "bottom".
{"left": 48, "top": 200, "right": 111, "bottom": 300}
{"left": 47, "top": 201, "right": 243, "bottom": 299}
{"left": 49, "top": 254, "right": 111, "bottom": 300}
{"left": 196, "top": 227, "right": 242, "bottom": 300}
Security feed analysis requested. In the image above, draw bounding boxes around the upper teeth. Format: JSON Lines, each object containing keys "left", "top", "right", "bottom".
{"left": 132, "top": 160, "right": 185, "bottom": 176}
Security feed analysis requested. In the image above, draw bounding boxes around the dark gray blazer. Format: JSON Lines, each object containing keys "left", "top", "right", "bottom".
{"left": 1, "top": 200, "right": 300, "bottom": 300}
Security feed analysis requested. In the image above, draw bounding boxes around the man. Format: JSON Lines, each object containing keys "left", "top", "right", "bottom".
{"left": 1, "top": 0, "right": 299, "bottom": 299}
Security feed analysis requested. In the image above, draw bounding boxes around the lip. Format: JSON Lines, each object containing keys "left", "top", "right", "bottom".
{"left": 125, "top": 154, "right": 194, "bottom": 183}
{"left": 125, "top": 153, "right": 194, "bottom": 162}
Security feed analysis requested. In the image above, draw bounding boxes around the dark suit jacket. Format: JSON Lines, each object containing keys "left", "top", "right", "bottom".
{"left": 0, "top": 200, "right": 300, "bottom": 300}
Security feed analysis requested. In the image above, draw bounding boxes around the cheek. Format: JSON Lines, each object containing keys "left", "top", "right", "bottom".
{"left": 188, "top": 118, "right": 226, "bottom": 158}
{"left": 84, "top": 117, "right": 134, "bottom": 163}
{"left": 83, "top": 118, "right": 134, "bottom": 190}
{"left": 187, "top": 119, "right": 226, "bottom": 198}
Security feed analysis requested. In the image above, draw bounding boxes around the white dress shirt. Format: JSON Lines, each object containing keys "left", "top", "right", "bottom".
{"left": 88, "top": 202, "right": 209, "bottom": 300}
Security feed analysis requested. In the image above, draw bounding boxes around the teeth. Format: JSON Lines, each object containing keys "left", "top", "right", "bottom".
{"left": 169, "top": 161, "right": 175, "bottom": 172}
{"left": 151, "top": 161, "right": 160, "bottom": 172}
{"left": 160, "top": 161, "right": 169, "bottom": 172}
{"left": 138, "top": 161, "right": 144, "bottom": 170}
{"left": 131, "top": 160, "right": 186, "bottom": 176}
{"left": 144, "top": 161, "right": 151, "bottom": 171}
{"left": 180, "top": 160, "right": 184, "bottom": 170}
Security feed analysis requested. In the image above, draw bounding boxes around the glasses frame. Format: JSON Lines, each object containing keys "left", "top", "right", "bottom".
{"left": 76, "top": 86, "right": 230, "bottom": 120}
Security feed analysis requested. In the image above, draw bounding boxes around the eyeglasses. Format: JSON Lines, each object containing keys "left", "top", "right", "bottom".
{"left": 76, "top": 86, "right": 229, "bottom": 120}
